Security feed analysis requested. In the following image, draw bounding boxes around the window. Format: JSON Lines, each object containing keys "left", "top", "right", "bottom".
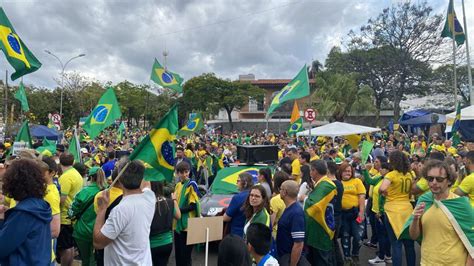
{"left": 249, "top": 97, "right": 264, "bottom": 112}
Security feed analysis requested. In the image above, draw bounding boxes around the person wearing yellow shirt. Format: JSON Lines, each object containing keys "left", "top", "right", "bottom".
{"left": 409, "top": 160, "right": 474, "bottom": 266}
{"left": 379, "top": 151, "right": 415, "bottom": 266}
{"left": 270, "top": 171, "right": 290, "bottom": 238}
{"left": 455, "top": 150, "right": 474, "bottom": 208}
{"left": 308, "top": 146, "right": 320, "bottom": 162}
{"left": 443, "top": 140, "right": 458, "bottom": 156}
{"left": 339, "top": 162, "right": 366, "bottom": 264}
{"left": 287, "top": 147, "right": 301, "bottom": 184}
{"left": 57, "top": 152, "right": 84, "bottom": 266}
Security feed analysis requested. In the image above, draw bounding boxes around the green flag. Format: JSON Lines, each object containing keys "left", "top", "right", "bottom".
{"left": 150, "top": 58, "right": 183, "bottom": 93}
{"left": 360, "top": 140, "right": 374, "bottom": 165}
{"left": 210, "top": 166, "right": 263, "bottom": 195}
{"left": 304, "top": 177, "right": 337, "bottom": 251}
{"left": 0, "top": 8, "right": 41, "bottom": 81}
{"left": 129, "top": 105, "right": 179, "bottom": 182}
{"left": 47, "top": 116, "right": 55, "bottom": 128}
{"left": 12, "top": 120, "right": 32, "bottom": 155}
{"left": 118, "top": 121, "right": 126, "bottom": 141}
{"left": 68, "top": 129, "right": 81, "bottom": 163}
{"left": 14, "top": 81, "right": 29, "bottom": 112}
{"left": 82, "top": 87, "right": 122, "bottom": 139}
{"left": 451, "top": 102, "right": 462, "bottom": 146}
{"left": 266, "top": 65, "right": 310, "bottom": 117}
{"left": 36, "top": 137, "right": 56, "bottom": 156}
{"left": 287, "top": 117, "right": 304, "bottom": 136}
{"left": 441, "top": 0, "right": 465, "bottom": 46}
{"left": 178, "top": 113, "right": 204, "bottom": 137}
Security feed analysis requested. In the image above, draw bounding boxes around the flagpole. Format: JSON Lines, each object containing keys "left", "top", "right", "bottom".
{"left": 4, "top": 70, "right": 8, "bottom": 137}
{"left": 462, "top": 0, "right": 473, "bottom": 105}
{"left": 452, "top": 23, "right": 458, "bottom": 107}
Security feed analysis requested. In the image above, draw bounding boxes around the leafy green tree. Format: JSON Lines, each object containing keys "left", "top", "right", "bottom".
{"left": 182, "top": 73, "right": 264, "bottom": 131}
{"left": 432, "top": 64, "right": 473, "bottom": 108}
{"left": 312, "top": 72, "right": 375, "bottom": 122}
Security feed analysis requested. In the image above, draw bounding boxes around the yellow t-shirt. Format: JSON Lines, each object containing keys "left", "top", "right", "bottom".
{"left": 371, "top": 180, "right": 383, "bottom": 214}
{"left": 368, "top": 168, "right": 380, "bottom": 198}
{"left": 458, "top": 172, "right": 474, "bottom": 208}
{"left": 310, "top": 155, "right": 320, "bottom": 162}
{"left": 420, "top": 193, "right": 468, "bottom": 266}
{"left": 291, "top": 159, "right": 301, "bottom": 184}
{"left": 416, "top": 177, "right": 429, "bottom": 194}
{"left": 341, "top": 178, "right": 366, "bottom": 210}
{"left": 93, "top": 186, "right": 124, "bottom": 213}
{"left": 384, "top": 170, "right": 413, "bottom": 202}
{"left": 270, "top": 194, "right": 286, "bottom": 238}
{"left": 59, "top": 167, "right": 84, "bottom": 225}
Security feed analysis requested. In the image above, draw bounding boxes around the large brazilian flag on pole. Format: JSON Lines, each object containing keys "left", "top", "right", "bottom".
{"left": 129, "top": 105, "right": 179, "bottom": 182}
{"left": 82, "top": 87, "right": 122, "bottom": 139}
{"left": 266, "top": 65, "right": 310, "bottom": 118}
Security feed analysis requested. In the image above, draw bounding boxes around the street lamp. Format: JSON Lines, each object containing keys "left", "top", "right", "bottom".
{"left": 44, "top": 50, "right": 86, "bottom": 125}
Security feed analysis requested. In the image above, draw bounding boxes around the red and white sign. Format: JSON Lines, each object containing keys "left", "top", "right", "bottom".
{"left": 304, "top": 108, "right": 316, "bottom": 122}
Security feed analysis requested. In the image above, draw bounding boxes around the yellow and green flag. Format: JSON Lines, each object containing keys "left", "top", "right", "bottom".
{"left": 68, "top": 129, "right": 81, "bottom": 163}
{"left": 150, "top": 58, "right": 183, "bottom": 93}
{"left": 129, "top": 105, "right": 178, "bottom": 181}
{"left": 178, "top": 113, "right": 204, "bottom": 137}
{"left": 14, "top": 81, "right": 29, "bottom": 112}
{"left": 441, "top": 0, "right": 465, "bottom": 46}
{"left": 288, "top": 101, "right": 303, "bottom": 136}
{"left": 82, "top": 87, "right": 122, "bottom": 139}
{"left": 304, "top": 177, "right": 337, "bottom": 251}
{"left": 10, "top": 120, "right": 32, "bottom": 156}
{"left": 210, "top": 166, "right": 263, "bottom": 195}
{"left": 0, "top": 8, "right": 41, "bottom": 80}
{"left": 267, "top": 65, "right": 310, "bottom": 117}
{"left": 117, "top": 121, "right": 126, "bottom": 141}
{"left": 451, "top": 102, "right": 462, "bottom": 146}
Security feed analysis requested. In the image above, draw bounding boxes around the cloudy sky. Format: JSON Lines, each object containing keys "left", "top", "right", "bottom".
{"left": 1, "top": 0, "right": 473, "bottom": 89}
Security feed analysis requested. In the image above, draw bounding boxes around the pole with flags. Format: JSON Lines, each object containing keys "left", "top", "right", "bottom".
{"left": 461, "top": 0, "right": 473, "bottom": 105}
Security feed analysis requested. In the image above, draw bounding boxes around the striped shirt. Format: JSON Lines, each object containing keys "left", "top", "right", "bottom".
{"left": 276, "top": 201, "right": 305, "bottom": 257}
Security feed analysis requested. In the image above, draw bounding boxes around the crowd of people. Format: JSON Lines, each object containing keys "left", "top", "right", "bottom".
{"left": 0, "top": 125, "right": 473, "bottom": 266}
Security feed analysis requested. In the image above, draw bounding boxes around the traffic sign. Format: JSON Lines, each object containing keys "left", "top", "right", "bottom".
{"left": 304, "top": 108, "right": 316, "bottom": 122}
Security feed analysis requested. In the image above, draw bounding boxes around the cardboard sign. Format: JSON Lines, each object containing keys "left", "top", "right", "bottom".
{"left": 186, "top": 216, "right": 223, "bottom": 245}
{"left": 12, "top": 141, "right": 27, "bottom": 156}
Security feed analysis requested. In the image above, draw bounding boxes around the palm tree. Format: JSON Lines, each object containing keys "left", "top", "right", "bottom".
{"left": 313, "top": 72, "right": 374, "bottom": 122}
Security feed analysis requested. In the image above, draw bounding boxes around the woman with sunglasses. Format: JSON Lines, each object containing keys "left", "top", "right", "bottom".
{"left": 242, "top": 185, "right": 271, "bottom": 238}
{"left": 409, "top": 160, "right": 473, "bottom": 265}
{"left": 379, "top": 151, "right": 415, "bottom": 266}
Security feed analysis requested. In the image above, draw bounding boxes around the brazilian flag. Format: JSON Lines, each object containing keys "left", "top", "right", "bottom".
{"left": 288, "top": 117, "right": 303, "bottom": 136}
{"left": 211, "top": 166, "right": 264, "bottom": 195}
{"left": 304, "top": 177, "right": 337, "bottom": 251}
{"left": 451, "top": 102, "right": 462, "bottom": 146}
{"left": 68, "top": 130, "right": 81, "bottom": 163}
{"left": 178, "top": 113, "right": 204, "bottom": 137}
{"left": 266, "top": 65, "right": 310, "bottom": 118}
{"left": 129, "top": 105, "right": 178, "bottom": 182}
{"left": 0, "top": 8, "right": 41, "bottom": 81}
{"left": 82, "top": 87, "right": 122, "bottom": 139}
{"left": 150, "top": 58, "right": 183, "bottom": 93}
{"left": 441, "top": 0, "right": 465, "bottom": 46}
{"left": 14, "top": 81, "right": 29, "bottom": 112}
{"left": 36, "top": 137, "right": 56, "bottom": 156}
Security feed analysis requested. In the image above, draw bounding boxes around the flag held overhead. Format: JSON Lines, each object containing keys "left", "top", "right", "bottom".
{"left": 0, "top": 8, "right": 41, "bottom": 80}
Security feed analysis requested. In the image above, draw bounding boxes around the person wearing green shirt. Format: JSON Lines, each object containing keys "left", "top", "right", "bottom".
{"left": 69, "top": 167, "right": 107, "bottom": 266}
{"left": 242, "top": 185, "right": 271, "bottom": 238}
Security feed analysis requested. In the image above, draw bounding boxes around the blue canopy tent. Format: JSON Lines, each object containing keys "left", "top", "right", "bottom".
{"left": 399, "top": 109, "right": 446, "bottom": 125}
{"left": 30, "top": 125, "right": 60, "bottom": 140}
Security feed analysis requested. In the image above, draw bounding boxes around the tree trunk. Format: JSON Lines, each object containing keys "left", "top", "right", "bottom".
{"left": 393, "top": 89, "right": 402, "bottom": 122}
{"left": 375, "top": 99, "right": 382, "bottom": 127}
{"left": 225, "top": 107, "right": 233, "bottom": 132}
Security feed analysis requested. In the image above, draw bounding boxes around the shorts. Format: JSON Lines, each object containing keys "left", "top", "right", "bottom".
{"left": 57, "top": 224, "right": 75, "bottom": 250}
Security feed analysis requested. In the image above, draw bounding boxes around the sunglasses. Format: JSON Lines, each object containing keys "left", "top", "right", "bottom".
{"left": 426, "top": 175, "right": 447, "bottom": 183}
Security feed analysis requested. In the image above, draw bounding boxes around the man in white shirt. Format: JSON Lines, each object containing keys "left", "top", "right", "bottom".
{"left": 93, "top": 160, "right": 156, "bottom": 266}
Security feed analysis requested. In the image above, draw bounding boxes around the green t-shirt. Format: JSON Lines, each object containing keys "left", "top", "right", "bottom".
{"left": 70, "top": 183, "right": 101, "bottom": 241}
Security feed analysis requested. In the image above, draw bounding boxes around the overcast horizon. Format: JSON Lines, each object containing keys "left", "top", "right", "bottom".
{"left": 0, "top": 0, "right": 472, "bottom": 89}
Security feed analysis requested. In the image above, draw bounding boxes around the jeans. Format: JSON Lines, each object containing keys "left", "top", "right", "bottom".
{"left": 366, "top": 199, "right": 378, "bottom": 244}
{"left": 307, "top": 246, "right": 332, "bottom": 266}
{"left": 383, "top": 215, "right": 415, "bottom": 266}
{"left": 341, "top": 209, "right": 363, "bottom": 257}
{"left": 375, "top": 215, "right": 391, "bottom": 259}
{"left": 332, "top": 216, "right": 344, "bottom": 266}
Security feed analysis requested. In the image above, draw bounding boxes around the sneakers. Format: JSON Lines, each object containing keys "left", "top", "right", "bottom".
{"left": 384, "top": 256, "right": 392, "bottom": 263}
{"left": 363, "top": 241, "right": 378, "bottom": 249}
{"left": 368, "top": 256, "right": 386, "bottom": 265}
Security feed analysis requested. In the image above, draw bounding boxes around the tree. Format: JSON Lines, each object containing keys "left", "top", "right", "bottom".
{"left": 432, "top": 64, "right": 474, "bottom": 108}
{"left": 312, "top": 72, "right": 375, "bottom": 122}
{"left": 182, "top": 73, "right": 264, "bottom": 131}
{"left": 347, "top": 1, "right": 444, "bottom": 120}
